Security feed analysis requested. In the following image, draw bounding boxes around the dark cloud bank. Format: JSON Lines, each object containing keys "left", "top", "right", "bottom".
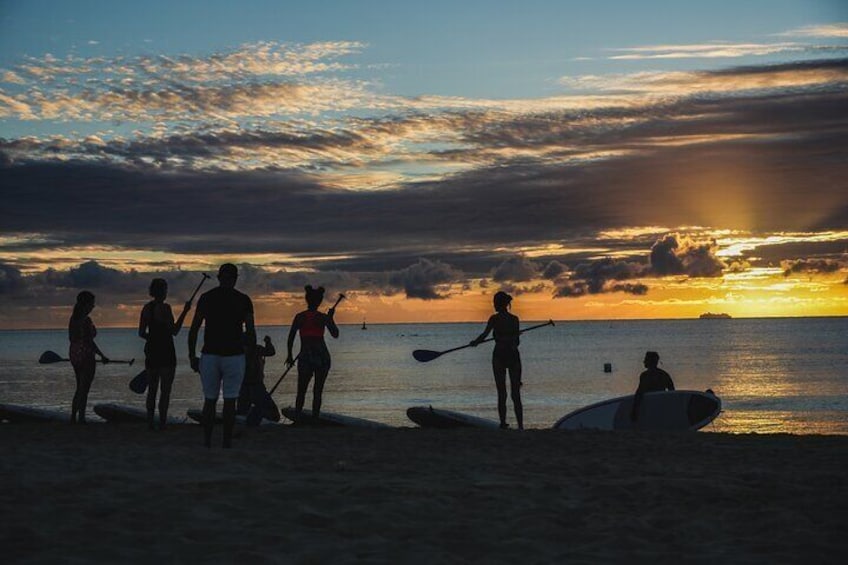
{"left": 1, "top": 58, "right": 847, "bottom": 316}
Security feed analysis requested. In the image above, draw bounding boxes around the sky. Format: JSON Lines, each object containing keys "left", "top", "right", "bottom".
{"left": 1, "top": 0, "right": 847, "bottom": 328}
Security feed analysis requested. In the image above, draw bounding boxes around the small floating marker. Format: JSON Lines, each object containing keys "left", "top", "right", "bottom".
{"left": 603, "top": 363, "right": 612, "bottom": 373}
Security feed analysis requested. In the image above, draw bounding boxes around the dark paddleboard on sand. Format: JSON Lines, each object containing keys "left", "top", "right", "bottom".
{"left": 281, "top": 406, "right": 392, "bottom": 428}
{"left": 406, "top": 406, "right": 501, "bottom": 429}
{"left": 186, "top": 409, "right": 276, "bottom": 425}
{"left": 553, "top": 389, "right": 721, "bottom": 431}
{"left": 93, "top": 403, "right": 185, "bottom": 425}
{"left": 0, "top": 403, "right": 67, "bottom": 423}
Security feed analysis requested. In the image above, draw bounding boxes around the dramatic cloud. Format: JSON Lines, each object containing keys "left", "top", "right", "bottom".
{"left": 650, "top": 234, "right": 726, "bottom": 277}
{"left": 492, "top": 256, "right": 540, "bottom": 282}
{"left": 0, "top": 263, "right": 24, "bottom": 294}
{"left": 1, "top": 39, "right": 847, "bottom": 324}
{"left": 386, "top": 259, "right": 464, "bottom": 300}
{"left": 782, "top": 24, "right": 848, "bottom": 38}
{"left": 606, "top": 42, "right": 807, "bottom": 60}
{"left": 781, "top": 258, "right": 844, "bottom": 276}
{"left": 560, "top": 58, "right": 848, "bottom": 94}
{"left": 541, "top": 261, "right": 567, "bottom": 280}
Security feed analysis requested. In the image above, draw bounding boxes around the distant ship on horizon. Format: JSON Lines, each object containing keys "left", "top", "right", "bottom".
{"left": 699, "top": 312, "right": 732, "bottom": 319}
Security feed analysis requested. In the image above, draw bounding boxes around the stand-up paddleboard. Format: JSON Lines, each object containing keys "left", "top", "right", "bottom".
{"left": 186, "top": 409, "right": 275, "bottom": 426}
{"left": 0, "top": 403, "right": 68, "bottom": 423}
{"left": 281, "top": 406, "right": 392, "bottom": 429}
{"left": 93, "top": 403, "right": 185, "bottom": 425}
{"left": 553, "top": 390, "right": 721, "bottom": 431}
{"left": 406, "top": 406, "right": 501, "bottom": 429}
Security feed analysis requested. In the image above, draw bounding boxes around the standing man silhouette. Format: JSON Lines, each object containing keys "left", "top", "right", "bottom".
{"left": 188, "top": 264, "right": 256, "bottom": 448}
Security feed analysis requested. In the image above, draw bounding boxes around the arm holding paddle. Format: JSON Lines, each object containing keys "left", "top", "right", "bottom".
{"left": 187, "top": 301, "right": 205, "bottom": 373}
{"left": 173, "top": 300, "right": 192, "bottom": 334}
{"left": 174, "top": 273, "right": 208, "bottom": 336}
{"left": 470, "top": 315, "right": 496, "bottom": 347}
{"left": 326, "top": 307, "right": 340, "bottom": 339}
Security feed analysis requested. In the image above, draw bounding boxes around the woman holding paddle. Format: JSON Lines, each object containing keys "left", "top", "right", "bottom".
{"left": 69, "top": 291, "right": 109, "bottom": 424}
{"left": 138, "top": 278, "right": 192, "bottom": 429}
{"left": 286, "top": 286, "right": 340, "bottom": 422}
{"left": 470, "top": 291, "right": 523, "bottom": 430}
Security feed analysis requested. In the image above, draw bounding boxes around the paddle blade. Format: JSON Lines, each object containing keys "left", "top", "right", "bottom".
{"left": 129, "top": 370, "right": 148, "bottom": 394}
{"left": 38, "top": 351, "right": 66, "bottom": 364}
{"left": 412, "top": 349, "right": 442, "bottom": 363}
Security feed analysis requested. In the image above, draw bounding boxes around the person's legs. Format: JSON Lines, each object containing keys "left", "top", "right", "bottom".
{"left": 77, "top": 364, "right": 95, "bottom": 424}
{"left": 145, "top": 364, "right": 161, "bottom": 429}
{"left": 312, "top": 369, "right": 329, "bottom": 419}
{"left": 492, "top": 357, "right": 508, "bottom": 428}
{"left": 295, "top": 360, "right": 314, "bottom": 417}
{"left": 158, "top": 365, "right": 175, "bottom": 428}
{"left": 508, "top": 359, "right": 523, "bottom": 430}
{"left": 71, "top": 364, "right": 84, "bottom": 423}
{"left": 199, "top": 355, "right": 222, "bottom": 447}
{"left": 221, "top": 355, "right": 245, "bottom": 448}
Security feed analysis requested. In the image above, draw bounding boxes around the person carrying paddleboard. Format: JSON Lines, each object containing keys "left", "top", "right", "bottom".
{"left": 630, "top": 351, "right": 675, "bottom": 422}
{"left": 188, "top": 264, "right": 256, "bottom": 448}
{"left": 68, "top": 291, "right": 110, "bottom": 424}
{"left": 138, "top": 278, "right": 192, "bottom": 430}
{"left": 470, "top": 291, "right": 523, "bottom": 430}
{"left": 286, "top": 285, "right": 339, "bottom": 422}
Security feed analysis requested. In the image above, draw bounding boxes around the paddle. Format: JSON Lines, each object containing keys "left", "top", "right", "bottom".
{"left": 38, "top": 350, "right": 135, "bottom": 365}
{"left": 129, "top": 273, "right": 210, "bottom": 394}
{"left": 245, "top": 354, "right": 299, "bottom": 426}
{"left": 412, "top": 319, "right": 555, "bottom": 362}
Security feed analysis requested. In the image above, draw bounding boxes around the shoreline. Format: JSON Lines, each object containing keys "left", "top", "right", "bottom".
{"left": 2, "top": 425, "right": 846, "bottom": 563}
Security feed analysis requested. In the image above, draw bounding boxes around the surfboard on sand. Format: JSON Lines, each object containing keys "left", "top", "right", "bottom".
{"left": 553, "top": 389, "right": 721, "bottom": 431}
{"left": 0, "top": 403, "right": 67, "bottom": 423}
{"left": 281, "top": 406, "right": 392, "bottom": 428}
{"left": 406, "top": 406, "right": 501, "bottom": 429}
{"left": 93, "top": 403, "right": 186, "bottom": 425}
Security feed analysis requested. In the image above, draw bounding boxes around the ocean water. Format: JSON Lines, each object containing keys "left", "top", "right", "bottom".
{"left": 1, "top": 318, "right": 846, "bottom": 433}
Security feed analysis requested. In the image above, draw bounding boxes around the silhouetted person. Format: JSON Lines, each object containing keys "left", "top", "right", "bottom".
{"left": 471, "top": 291, "right": 523, "bottom": 429}
{"left": 630, "top": 351, "right": 675, "bottom": 422}
{"left": 138, "top": 278, "right": 191, "bottom": 430}
{"left": 188, "top": 264, "right": 256, "bottom": 448}
{"left": 286, "top": 285, "right": 339, "bottom": 422}
{"left": 68, "top": 291, "right": 109, "bottom": 424}
{"left": 237, "top": 334, "right": 276, "bottom": 417}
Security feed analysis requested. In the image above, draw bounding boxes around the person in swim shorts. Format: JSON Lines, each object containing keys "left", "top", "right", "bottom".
{"left": 188, "top": 264, "right": 256, "bottom": 448}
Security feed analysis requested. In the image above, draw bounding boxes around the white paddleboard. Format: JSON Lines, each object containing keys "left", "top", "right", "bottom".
{"left": 406, "top": 406, "right": 501, "bottom": 429}
{"left": 0, "top": 403, "right": 67, "bottom": 423}
{"left": 281, "top": 406, "right": 392, "bottom": 428}
{"left": 553, "top": 389, "right": 721, "bottom": 431}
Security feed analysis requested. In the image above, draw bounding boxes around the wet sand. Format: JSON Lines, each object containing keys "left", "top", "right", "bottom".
{"left": 1, "top": 424, "right": 846, "bottom": 564}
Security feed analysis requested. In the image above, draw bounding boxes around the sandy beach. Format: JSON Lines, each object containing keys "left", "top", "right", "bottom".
{"left": 1, "top": 424, "right": 846, "bottom": 564}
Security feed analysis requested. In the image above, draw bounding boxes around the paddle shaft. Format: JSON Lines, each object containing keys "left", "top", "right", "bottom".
{"left": 39, "top": 351, "right": 134, "bottom": 365}
{"left": 418, "top": 320, "right": 555, "bottom": 361}
{"left": 456, "top": 319, "right": 553, "bottom": 353}
{"left": 188, "top": 273, "right": 210, "bottom": 302}
{"left": 268, "top": 354, "right": 299, "bottom": 395}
